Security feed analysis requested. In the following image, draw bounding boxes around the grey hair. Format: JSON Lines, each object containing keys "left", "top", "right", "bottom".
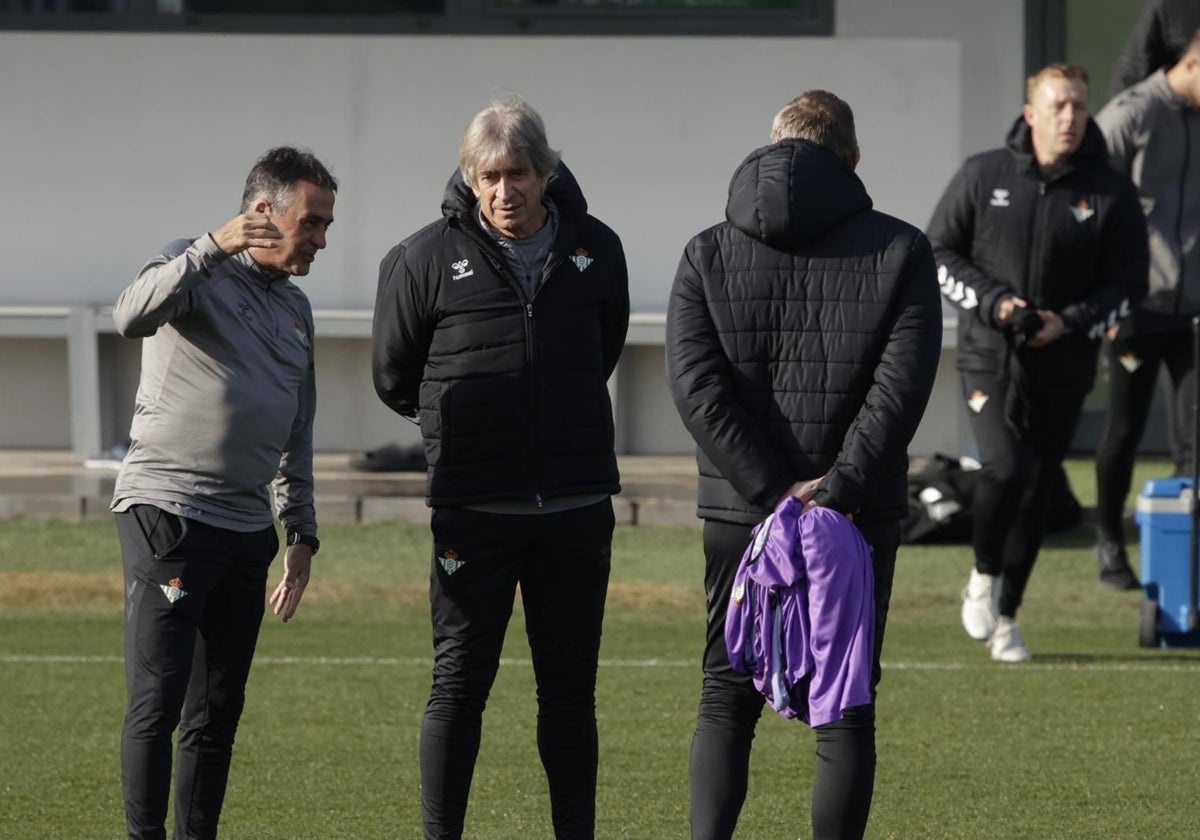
{"left": 769, "top": 90, "right": 859, "bottom": 168}
{"left": 240, "top": 146, "right": 337, "bottom": 213}
{"left": 459, "top": 97, "right": 561, "bottom": 188}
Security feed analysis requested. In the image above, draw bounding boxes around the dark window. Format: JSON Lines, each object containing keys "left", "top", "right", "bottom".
{"left": 0, "top": 0, "right": 832, "bottom": 34}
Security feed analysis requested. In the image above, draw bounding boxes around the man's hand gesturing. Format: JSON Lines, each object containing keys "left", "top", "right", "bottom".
{"left": 210, "top": 212, "right": 283, "bottom": 256}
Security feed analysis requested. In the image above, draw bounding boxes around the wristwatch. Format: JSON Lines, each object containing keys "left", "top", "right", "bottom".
{"left": 286, "top": 531, "right": 320, "bottom": 555}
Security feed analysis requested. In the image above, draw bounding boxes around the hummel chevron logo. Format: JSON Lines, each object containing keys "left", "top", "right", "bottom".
{"left": 967, "top": 390, "right": 989, "bottom": 413}
{"left": 937, "top": 265, "right": 978, "bottom": 310}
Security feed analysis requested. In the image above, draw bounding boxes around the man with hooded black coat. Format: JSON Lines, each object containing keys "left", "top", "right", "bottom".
{"left": 927, "top": 64, "right": 1148, "bottom": 663}
{"left": 372, "top": 97, "right": 629, "bottom": 840}
{"left": 666, "top": 90, "right": 942, "bottom": 840}
{"left": 1111, "top": 0, "right": 1200, "bottom": 95}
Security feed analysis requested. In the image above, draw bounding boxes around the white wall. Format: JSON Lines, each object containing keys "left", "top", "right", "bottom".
{"left": 839, "top": 0, "right": 1025, "bottom": 161}
{"left": 0, "top": 22, "right": 1010, "bottom": 455}
{"left": 0, "top": 31, "right": 959, "bottom": 314}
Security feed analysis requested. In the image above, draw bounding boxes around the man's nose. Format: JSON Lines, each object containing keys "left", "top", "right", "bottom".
{"left": 313, "top": 227, "right": 327, "bottom": 249}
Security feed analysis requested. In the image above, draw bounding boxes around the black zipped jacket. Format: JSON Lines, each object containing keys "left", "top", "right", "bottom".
{"left": 927, "top": 117, "right": 1149, "bottom": 395}
{"left": 1111, "top": 0, "right": 1200, "bottom": 95}
{"left": 371, "top": 163, "right": 629, "bottom": 507}
{"left": 666, "top": 139, "right": 943, "bottom": 527}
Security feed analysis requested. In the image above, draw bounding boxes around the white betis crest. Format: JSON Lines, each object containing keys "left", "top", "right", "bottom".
{"left": 438, "top": 550, "right": 464, "bottom": 575}
{"left": 1119, "top": 354, "right": 1143, "bottom": 373}
{"left": 967, "top": 390, "right": 989, "bottom": 414}
{"left": 160, "top": 577, "right": 188, "bottom": 604}
{"left": 569, "top": 248, "right": 594, "bottom": 272}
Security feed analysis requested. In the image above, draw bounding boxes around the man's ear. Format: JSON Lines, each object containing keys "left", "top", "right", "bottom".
{"left": 1022, "top": 103, "right": 1034, "bottom": 126}
{"left": 252, "top": 198, "right": 271, "bottom": 215}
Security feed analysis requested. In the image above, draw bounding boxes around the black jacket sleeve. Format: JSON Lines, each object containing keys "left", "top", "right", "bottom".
{"left": 1111, "top": 0, "right": 1171, "bottom": 94}
{"left": 665, "top": 241, "right": 796, "bottom": 510}
{"left": 1059, "top": 182, "right": 1149, "bottom": 338}
{"left": 602, "top": 233, "right": 631, "bottom": 380}
{"left": 812, "top": 235, "right": 943, "bottom": 516}
{"left": 371, "top": 243, "right": 434, "bottom": 418}
{"left": 927, "top": 161, "right": 1017, "bottom": 329}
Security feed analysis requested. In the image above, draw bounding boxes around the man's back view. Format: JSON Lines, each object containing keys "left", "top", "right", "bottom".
{"left": 666, "top": 91, "right": 942, "bottom": 840}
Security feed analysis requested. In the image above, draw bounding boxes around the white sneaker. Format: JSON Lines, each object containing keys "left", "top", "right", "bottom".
{"left": 989, "top": 616, "right": 1032, "bottom": 663}
{"left": 961, "top": 569, "right": 999, "bottom": 641}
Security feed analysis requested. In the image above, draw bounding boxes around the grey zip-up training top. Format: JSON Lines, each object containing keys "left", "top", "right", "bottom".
{"left": 111, "top": 234, "right": 318, "bottom": 537}
{"left": 1097, "top": 69, "right": 1200, "bottom": 315}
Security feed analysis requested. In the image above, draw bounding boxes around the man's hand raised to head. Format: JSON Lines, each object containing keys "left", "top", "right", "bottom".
{"left": 210, "top": 212, "right": 283, "bottom": 256}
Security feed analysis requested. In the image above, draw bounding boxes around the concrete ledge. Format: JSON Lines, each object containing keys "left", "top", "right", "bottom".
{"left": 0, "top": 494, "right": 85, "bottom": 520}
{"left": 611, "top": 496, "right": 635, "bottom": 526}
{"left": 360, "top": 496, "right": 432, "bottom": 524}
{"left": 315, "top": 495, "right": 362, "bottom": 524}
{"left": 81, "top": 495, "right": 114, "bottom": 520}
{"left": 0, "top": 492, "right": 701, "bottom": 526}
{"left": 627, "top": 498, "right": 700, "bottom": 528}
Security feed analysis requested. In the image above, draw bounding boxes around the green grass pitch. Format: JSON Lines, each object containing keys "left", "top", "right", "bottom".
{"left": 1, "top": 459, "right": 1198, "bottom": 839}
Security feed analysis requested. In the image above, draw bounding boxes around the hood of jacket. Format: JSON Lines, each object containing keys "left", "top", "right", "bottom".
{"left": 724, "top": 139, "right": 872, "bottom": 250}
{"left": 1004, "top": 115, "right": 1110, "bottom": 178}
{"left": 440, "top": 160, "right": 589, "bottom": 227}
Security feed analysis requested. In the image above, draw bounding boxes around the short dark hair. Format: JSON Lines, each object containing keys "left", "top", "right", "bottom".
{"left": 240, "top": 146, "right": 338, "bottom": 213}
{"left": 770, "top": 91, "right": 858, "bottom": 167}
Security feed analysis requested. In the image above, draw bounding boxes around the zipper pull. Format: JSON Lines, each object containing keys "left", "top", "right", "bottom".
{"left": 535, "top": 493, "right": 543, "bottom": 508}
{"left": 526, "top": 303, "right": 533, "bottom": 318}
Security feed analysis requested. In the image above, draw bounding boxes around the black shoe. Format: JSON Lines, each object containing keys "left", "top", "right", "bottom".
{"left": 1097, "top": 541, "right": 1140, "bottom": 591}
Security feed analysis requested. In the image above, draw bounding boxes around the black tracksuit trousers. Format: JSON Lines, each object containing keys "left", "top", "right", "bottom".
{"left": 961, "top": 370, "right": 1087, "bottom": 617}
{"left": 420, "top": 501, "right": 614, "bottom": 840}
{"left": 689, "top": 516, "right": 899, "bottom": 840}
{"left": 116, "top": 505, "right": 277, "bottom": 840}
{"left": 1095, "top": 324, "right": 1197, "bottom": 545}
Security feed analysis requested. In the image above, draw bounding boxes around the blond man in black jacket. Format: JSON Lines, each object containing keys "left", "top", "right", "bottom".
{"left": 667, "top": 90, "right": 941, "bottom": 840}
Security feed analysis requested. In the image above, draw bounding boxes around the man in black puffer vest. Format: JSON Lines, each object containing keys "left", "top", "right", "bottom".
{"left": 372, "top": 97, "right": 629, "bottom": 840}
{"left": 667, "top": 91, "right": 942, "bottom": 840}
{"left": 928, "top": 64, "right": 1148, "bottom": 664}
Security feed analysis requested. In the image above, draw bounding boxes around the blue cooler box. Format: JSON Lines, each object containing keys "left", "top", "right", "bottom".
{"left": 1135, "top": 477, "right": 1200, "bottom": 647}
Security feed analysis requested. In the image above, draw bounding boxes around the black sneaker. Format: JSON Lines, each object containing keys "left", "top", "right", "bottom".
{"left": 1097, "top": 541, "right": 1140, "bottom": 591}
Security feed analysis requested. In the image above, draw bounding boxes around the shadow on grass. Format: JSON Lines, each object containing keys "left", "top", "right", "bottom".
{"left": 912, "top": 525, "right": 1097, "bottom": 551}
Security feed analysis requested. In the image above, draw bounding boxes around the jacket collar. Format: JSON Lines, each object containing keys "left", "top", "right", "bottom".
{"left": 1005, "top": 115, "right": 1109, "bottom": 181}
{"left": 233, "top": 250, "right": 290, "bottom": 289}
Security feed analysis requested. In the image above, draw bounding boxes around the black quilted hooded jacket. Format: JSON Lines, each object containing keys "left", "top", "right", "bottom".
{"left": 666, "top": 139, "right": 943, "bottom": 527}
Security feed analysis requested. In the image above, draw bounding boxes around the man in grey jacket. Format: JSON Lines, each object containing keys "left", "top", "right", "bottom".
{"left": 1094, "top": 29, "right": 1200, "bottom": 590}
{"left": 111, "top": 146, "right": 336, "bottom": 840}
